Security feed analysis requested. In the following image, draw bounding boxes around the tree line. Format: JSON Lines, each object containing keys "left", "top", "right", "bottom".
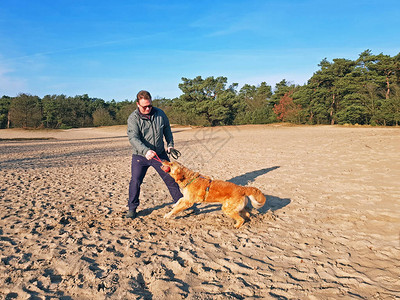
{"left": 1, "top": 49, "right": 399, "bottom": 129}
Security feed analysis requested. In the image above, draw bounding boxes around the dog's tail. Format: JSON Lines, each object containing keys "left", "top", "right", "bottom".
{"left": 245, "top": 187, "right": 266, "bottom": 209}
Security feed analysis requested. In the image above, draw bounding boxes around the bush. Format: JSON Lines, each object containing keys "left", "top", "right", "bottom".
{"left": 93, "top": 108, "right": 114, "bottom": 126}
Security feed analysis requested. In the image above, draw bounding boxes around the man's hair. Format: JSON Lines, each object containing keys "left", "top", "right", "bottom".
{"left": 136, "top": 90, "right": 152, "bottom": 102}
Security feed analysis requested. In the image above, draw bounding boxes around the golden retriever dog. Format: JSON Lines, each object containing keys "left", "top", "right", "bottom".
{"left": 161, "top": 161, "right": 266, "bottom": 228}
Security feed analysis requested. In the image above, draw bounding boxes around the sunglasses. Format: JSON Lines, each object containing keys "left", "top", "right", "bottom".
{"left": 138, "top": 103, "right": 153, "bottom": 109}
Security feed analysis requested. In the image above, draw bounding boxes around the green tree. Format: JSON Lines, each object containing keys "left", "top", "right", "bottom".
{"left": 58, "top": 95, "right": 78, "bottom": 128}
{"left": 9, "top": 93, "right": 42, "bottom": 128}
{"left": 368, "top": 53, "right": 396, "bottom": 100}
{"left": 381, "top": 84, "right": 400, "bottom": 126}
{"left": 306, "top": 58, "right": 356, "bottom": 124}
{"left": 235, "top": 82, "right": 275, "bottom": 124}
{"left": 0, "top": 95, "right": 11, "bottom": 129}
{"left": 42, "top": 94, "right": 65, "bottom": 128}
{"left": 73, "top": 94, "right": 95, "bottom": 127}
{"left": 175, "top": 76, "right": 238, "bottom": 126}
{"left": 336, "top": 93, "right": 368, "bottom": 124}
{"left": 292, "top": 85, "right": 317, "bottom": 124}
{"left": 115, "top": 100, "right": 136, "bottom": 124}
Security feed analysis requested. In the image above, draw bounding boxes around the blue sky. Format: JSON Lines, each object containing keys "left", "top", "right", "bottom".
{"left": 1, "top": 0, "right": 399, "bottom": 101}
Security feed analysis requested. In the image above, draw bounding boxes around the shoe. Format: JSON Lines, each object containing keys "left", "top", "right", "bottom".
{"left": 125, "top": 210, "right": 137, "bottom": 219}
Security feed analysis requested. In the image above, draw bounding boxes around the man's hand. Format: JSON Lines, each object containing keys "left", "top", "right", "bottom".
{"left": 145, "top": 150, "right": 156, "bottom": 160}
{"left": 167, "top": 147, "right": 181, "bottom": 159}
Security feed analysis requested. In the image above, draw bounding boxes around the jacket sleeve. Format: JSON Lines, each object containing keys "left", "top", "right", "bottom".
{"left": 162, "top": 112, "right": 174, "bottom": 148}
{"left": 127, "top": 113, "right": 151, "bottom": 156}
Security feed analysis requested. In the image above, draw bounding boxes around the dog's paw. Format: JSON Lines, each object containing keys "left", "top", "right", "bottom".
{"left": 234, "top": 220, "right": 245, "bottom": 229}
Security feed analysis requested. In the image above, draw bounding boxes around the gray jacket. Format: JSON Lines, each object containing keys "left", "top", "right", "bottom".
{"left": 127, "top": 107, "right": 174, "bottom": 156}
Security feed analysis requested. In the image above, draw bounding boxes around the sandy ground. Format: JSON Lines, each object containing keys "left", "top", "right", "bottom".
{"left": 0, "top": 124, "right": 399, "bottom": 299}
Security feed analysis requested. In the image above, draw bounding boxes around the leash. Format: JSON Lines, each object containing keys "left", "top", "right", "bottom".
{"left": 152, "top": 153, "right": 163, "bottom": 164}
{"left": 168, "top": 148, "right": 181, "bottom": 160}
{"left": 152, "top": 148, "right": 181, "bottom": 164}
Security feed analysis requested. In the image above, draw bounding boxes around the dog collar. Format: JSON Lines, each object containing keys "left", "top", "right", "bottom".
{"left": 184, "top": 175, "right": 200, "bottom": 187}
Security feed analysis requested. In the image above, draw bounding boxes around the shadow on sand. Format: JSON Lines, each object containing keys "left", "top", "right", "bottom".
{"left": 227, "top": 166, "right": 280, "bottom": 186}
{"left": 228, "top": 165, "right": 291, "bottom": 213}
{"left": 138, "top": 202, "right": 171, "bottom": 218}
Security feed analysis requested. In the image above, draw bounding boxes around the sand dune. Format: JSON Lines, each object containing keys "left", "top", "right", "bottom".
{"left": 0, "top": 124, "right": 399, "bottom": 299}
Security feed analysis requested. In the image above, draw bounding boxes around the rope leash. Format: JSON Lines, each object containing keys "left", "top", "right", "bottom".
{"left": 168, "top": 148, "right": 181, "bottom": 160}
{"left": 152, "top": 149, "right": 181, "bottom": 164}
{"left": 152, "top": 153, "right": 163, "bottom": 164}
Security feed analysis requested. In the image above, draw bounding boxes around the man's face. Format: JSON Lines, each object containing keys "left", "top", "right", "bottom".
{"left": 137, "top": 98, "right": 153, "bottom": 115}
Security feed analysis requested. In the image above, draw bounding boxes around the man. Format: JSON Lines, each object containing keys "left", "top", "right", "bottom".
{"left": 126, "top": 90, "right": 183, "bottom": 219}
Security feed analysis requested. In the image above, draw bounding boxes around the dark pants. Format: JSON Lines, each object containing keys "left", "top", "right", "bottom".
{"left": 128, "top": 152, "right": 183, "bottom": 211}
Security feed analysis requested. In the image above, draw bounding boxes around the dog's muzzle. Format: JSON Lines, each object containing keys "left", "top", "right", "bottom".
{"left": 161, "top": 165, "right": 170, "bottom": 173}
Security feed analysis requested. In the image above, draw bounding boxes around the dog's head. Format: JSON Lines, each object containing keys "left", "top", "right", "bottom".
{"left": 161, "top": 160, "right": 187, "bottom": 183}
